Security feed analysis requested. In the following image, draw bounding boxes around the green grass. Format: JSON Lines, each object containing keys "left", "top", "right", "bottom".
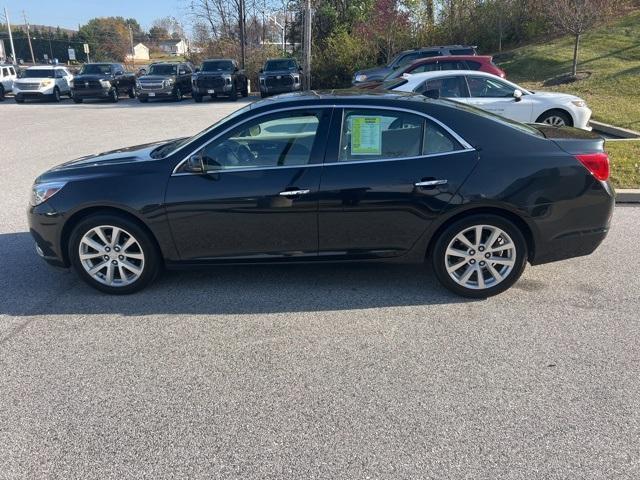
{"left": 497, "top": 10, "right": 640, "bottom": 130}
{"left": 607, "top": 139, "right": 640, "bottom": 189}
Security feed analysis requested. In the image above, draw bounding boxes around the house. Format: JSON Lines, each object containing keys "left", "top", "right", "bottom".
{"left": 126, "top": 43, "right": 150, "bottom": 61}
{"left": 159, "top": 39, "right": 188, "bottom": 56}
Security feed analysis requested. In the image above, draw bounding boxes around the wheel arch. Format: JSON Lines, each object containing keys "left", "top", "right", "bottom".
{"left": 536, "top": 108, "right": 574, "bottom": 127}
{"left": 425, "top": 206, "right": 536, "bottom": 262}
{"left": 60, "top": 206, "right": 163, "bottom": 267}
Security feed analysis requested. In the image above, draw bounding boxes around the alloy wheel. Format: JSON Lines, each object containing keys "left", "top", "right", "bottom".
{"left": 444, "top": 224, "right": 516, "bottom": 290}
{"left": 78, "top": 225, "right": 145, "bottom": 287}
{"left": 542, "top": 115, "right": 566, "bottom": 127}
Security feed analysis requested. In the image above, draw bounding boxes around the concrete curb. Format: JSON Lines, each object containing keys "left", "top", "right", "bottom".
{"left": 590, "top": 120, "right": 640, "bottom": 139}
{"left": 616, "top": 189, "right": 640, "bottom": 203}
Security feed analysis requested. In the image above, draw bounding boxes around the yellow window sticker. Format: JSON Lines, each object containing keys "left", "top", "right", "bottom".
{"left": 351, "top": 116, "right": 382, "bottom": 155}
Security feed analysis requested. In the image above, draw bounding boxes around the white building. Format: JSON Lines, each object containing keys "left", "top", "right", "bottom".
{"left": 126, "top": 43, "right": 150, "bottom": 61}
{"left": 159, "top": 39, "right": 188, "bottom": 56}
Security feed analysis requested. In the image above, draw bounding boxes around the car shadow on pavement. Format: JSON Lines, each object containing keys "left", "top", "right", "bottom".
{"left": 0, "top": 232, "right": 471, "bottom": 318}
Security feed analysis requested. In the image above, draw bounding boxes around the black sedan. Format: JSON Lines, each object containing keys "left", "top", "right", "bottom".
{"left": 27, "top": 91, "right": 614, "bottom": 297}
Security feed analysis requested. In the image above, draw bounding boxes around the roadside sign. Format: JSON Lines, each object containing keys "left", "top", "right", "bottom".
{"left": 68, "top": 48, "right": 76, "bottom": 61}
{"left": 83, "top": 43, "right": 90, "bottom": 54}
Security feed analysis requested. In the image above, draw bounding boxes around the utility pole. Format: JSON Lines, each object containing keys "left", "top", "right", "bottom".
{"left": 3, "top": 7, "right": 16, "bottom": 64}
{"left": 23, "top": 11, "right": 36, "bottom": 64}
{"left": 303, "top": 0, "right": 311, "bottom": 90}
{"left": 239, "top": 0, "right": 246, "bottom": 69}
{"left": 128, "top": 25, "right": 135, "bottom": 68}
{"left": 48, "top": 29, "right": 54, "bottom": 62}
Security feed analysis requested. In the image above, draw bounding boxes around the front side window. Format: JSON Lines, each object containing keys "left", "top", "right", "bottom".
{"left": 1, "top": 68, "right": 8, "bottom": 76}
{"left": 195, "top": 111, "right": 322, "bottom": 171}
{"left": 409, "top": 62, "right": 438, "bottom": 74}
{"left": 415, "top": 76, "right": 466, "bottom": 98}
{"left": 55, "top": 69, "right": 65, "bottom": 78}
{"left": 467, "top": 76, "right": 515, "bottom": 98}
{"left": 338, "top": 109, "right": 464, "bottom": 162}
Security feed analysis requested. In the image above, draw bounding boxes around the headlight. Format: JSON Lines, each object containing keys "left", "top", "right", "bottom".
{"left": 165, "top": 78, "right": 175, "bottom": 86}
{"left": 40, "top": 79, "right": 54, "bottom": 87}
{"left": 571, "top": 99, "right": 587, "bottom": 108}
{"left": 224, "top": 75, "right": 232, "bottom": 85}
{"left": 100, "top": 79, "right": 111, "bottom": 87}
{"left": 355, "top": 74, "right": 367, "bottom": 82}
{"left": 69, "top": 79, "right": 74, "bottom": 88}
{"left": 293, "top": 75, "right": 300, "bottom": 84}
{"left": 259, "top": 76, "right": 265, "bottom": 84}
{"left": 30, "top": 181, "right": 66, "bottom": 207}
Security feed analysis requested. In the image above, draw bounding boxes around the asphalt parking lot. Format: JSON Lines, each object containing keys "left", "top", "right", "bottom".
{"left": 1, "top": 97, "right": 639, "bottom": 479}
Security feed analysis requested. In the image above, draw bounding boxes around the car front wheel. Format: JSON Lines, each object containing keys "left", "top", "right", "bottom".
{"left": 69, "top": 214, "right": 160, "bottom": 294}
{"left": 432, "top": 215, "right": 527, "bottom": 298}
{"left": 52, "top": 87, "right": 61, "bottom": 102}
{"left": 537, "top": 110, "right": 572, "bottom": 127}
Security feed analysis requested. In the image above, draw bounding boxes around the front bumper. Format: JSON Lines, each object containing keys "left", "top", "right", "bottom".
{"left": 260, "top": 84, "right": 301, "bottom": 95}
{"left": 72, "top": 87, "right": 111, "bottom": 99}
{"left": 193, "top": 85, "right": 233, "bottom": 95}
{"left": 14, "top": 85, "right": 55, "bottom": 99}
{"left": 573, "top": 106, "right": 593, "bottom": 130}
{"left": 137, "top": 87, "right": 175, "bottom": 98}
{"left": 28, "top": 202, "right": 69, "bottom": 268}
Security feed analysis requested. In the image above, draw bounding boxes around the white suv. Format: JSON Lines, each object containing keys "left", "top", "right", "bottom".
{"left": 0, "top": 64, "right": 17, "bottom": 100}
{"left": 13, "top": 66, "right": 73, "bottom": 103}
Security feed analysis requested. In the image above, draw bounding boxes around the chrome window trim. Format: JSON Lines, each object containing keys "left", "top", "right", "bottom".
{"left": 171, "top": 103, "right": 474, "bottom": 176}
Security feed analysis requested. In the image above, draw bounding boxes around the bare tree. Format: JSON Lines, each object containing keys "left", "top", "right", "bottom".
{"left": 544, "top": 0, "right": 616, "bottom": 76}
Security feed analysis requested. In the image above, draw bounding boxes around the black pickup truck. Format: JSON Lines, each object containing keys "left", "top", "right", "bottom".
{"left": 191, "top": 59, "right": 248, "bottom": 102}
{"left": 71, "top": 63, "right": 136, "bottom": 103}
{"left": 258, "top": 58, "right": 304, "bottom": 98}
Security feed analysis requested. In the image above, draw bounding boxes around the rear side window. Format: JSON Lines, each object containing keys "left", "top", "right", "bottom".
{"left": 465, "top": 61, "right": 482, "bottom": 70}
{"left": 409, "top": 62, "right": 438, "bottom": 73}
{"left": 1, "top": 68, "right": 8, "bottom": 76}
{"left": 438, "top": 61, "right": 466, "bottom": 71}
{"left": 450, "top": 48, "right": 476, "bottom": 55}
{"left": 338, "top": 109, "right": 463, "bottom": 161}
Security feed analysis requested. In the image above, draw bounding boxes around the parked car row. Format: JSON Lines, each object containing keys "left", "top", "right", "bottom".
{"left": 4, "top": 57, "right": 306, "bottom": 104}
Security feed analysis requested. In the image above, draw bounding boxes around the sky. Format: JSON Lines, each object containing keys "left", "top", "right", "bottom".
{"left": 2, "top": 0, "right": 184, "bottom": 31}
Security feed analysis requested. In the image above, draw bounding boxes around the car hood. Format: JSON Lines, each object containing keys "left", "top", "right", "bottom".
{"left": 528, "top": 91, "right": 582, "bottom": 102}
{"left": 74, "top": 74, "right": 113, "bottom": 81}
{"left": 38, "top": 139, "right": 183, "bottom": 181}
{"left": 353, "top": 65, "right": 392, "bottom": 82}
{"left": 139, "top": 75, "right": 174, "bottom": 82}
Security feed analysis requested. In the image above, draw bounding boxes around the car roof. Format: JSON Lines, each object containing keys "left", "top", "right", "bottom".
{"left": 401, "top": 70, "right": 503, "bottom": 82}
{"left": 26, "top": 65, "right": 62, "bottom": 70}
{"left": 203, "top": 58, "right": 235, "bottom": 62}
{"left": 409, "top": 55, "right": 492, "bottom": 64}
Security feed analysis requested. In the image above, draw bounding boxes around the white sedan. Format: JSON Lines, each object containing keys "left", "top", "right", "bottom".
{"left": 388, "top": 70, "right": 592, "bottom": 130}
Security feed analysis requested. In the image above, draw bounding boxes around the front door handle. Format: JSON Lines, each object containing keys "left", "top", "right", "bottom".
{"left": 415, "top": 179, "right": 448, "bottom": 187}
{"left": 279, "top": 189, "right": 310, "bottom": 197}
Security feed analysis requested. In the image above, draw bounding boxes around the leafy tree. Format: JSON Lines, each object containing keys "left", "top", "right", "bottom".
{"left": 78, "top": 17, "right": 131, "bottom": 61}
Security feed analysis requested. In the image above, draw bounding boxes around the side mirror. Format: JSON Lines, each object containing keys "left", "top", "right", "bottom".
{"left": 185, "top": 154, "right": 205, "bottom": 173}
{"left": 423, "top": 88, "right": 440, "bottom": 99}
{"left": 234, "top": 66, "right": 239, "bottom": 72}
{"left": 513, "top": 89, "right": 523, "bottom": 102}
{"left": 298, "top": 67, "right": 303, "bottom": 73}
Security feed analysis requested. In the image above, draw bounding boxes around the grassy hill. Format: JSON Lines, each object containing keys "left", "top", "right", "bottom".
{"left": 497, "top": 10, "right": 640, "bottom": 130}
{"left": 496, "top": 10, "right": 640, "bottom": 189}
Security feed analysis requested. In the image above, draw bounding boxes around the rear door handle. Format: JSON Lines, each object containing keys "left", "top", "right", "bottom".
{"left": 415, "top": 179, "right": 448, "bottom": 187}
{"left": 279, "top": 189, "right": 310, "bottom": 196}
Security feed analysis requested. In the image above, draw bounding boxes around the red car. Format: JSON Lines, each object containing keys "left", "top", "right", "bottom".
{"left": 356, "top": 55, "right": 506, "bottom": 89}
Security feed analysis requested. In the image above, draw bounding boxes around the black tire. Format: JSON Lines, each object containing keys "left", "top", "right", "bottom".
{"left": 536, "top": 109, "right": 572, "bottom": 127}
{"left": 431, "top": 214, "right": 528, "bottom": 298}
{"left": 229, "top": 84, "right": 237, "bottom": 101}
{"left": 128, "top": 88, "right": 136, "bottom": 98}
{"left": 241, "top": 82, "right": 248, "bottom": 97}
{"left": 15, "top": 94, "right": 24, "bottom": 104}
{"left": 193, "top": 93, "right": 203, "bottom": 103}
{"left": 0, "top": 85, "right": 5, "bottom": 101}
{"left": 260, "top": 92, "right": 268, "bottom": 99}
{"left": 138, "top": 96, "right": 148, "bottom": 103}
{"left": 72, "top": 95, "right": 83, "bottom": 104}
{"left": 52, "top": 87, "right": 61, "bottom": 102}
{"left": 68, "top": 213, "right": 161, "bottom": 294}
{"left": 174, "top": 87, "right": 183, "bottom": 101}
{"left": 109, "top": 88, "right": 119, "bottom": 103}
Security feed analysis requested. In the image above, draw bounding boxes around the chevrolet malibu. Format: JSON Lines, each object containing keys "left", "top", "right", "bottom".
{"left": 28, "top": 91, "right": 614, "bottom": 297}
{"left": 387, "top": 70, "right": 592, "bottom": 129}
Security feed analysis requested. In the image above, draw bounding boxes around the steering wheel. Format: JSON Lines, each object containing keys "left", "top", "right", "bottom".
{"left": 204, "top": 140, "right": 254, "bottom": 168}
{"left": 225, "top": 139, "right": 254, "bottom": 165}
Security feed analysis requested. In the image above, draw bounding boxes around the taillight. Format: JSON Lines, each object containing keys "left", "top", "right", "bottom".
{"left": 575, "top": 152, "right": 610, "bottom": 181}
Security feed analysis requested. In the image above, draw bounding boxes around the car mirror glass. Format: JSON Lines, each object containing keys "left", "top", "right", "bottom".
{"left": 185, "top": 154, "right": 205, "bottom": 173}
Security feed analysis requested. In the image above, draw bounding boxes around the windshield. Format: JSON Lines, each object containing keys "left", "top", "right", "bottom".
{"left": 265, "top": 59, "right": 297, "bottom": 71}
{"left": 151, "top": 103, "right": 255, "bottom": 159}
{"left": 22, "top": 69, "right": 55, "bottom": 78}
{"left": 380, "top": 78, "right": 408, "bottom": 90}
{"left": 148, "top": 64, "right": 177, "bottom": 76}
{"left": 202, "top": 60, "right": 234, "bottom": 72}
{"left": 80, "top": 64, "right": 112, "bottom": 75}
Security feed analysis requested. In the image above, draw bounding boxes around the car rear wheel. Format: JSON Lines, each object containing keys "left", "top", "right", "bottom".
{"left": 72, "top": 95, "right": 83, "bottom": 104}
{"left": 241, "top": 83, "right": 248, "bottom": 97}
{"left": 193, "top": 93, "right": 203, "bottom": 103}
{"left": 229, "top": 85, "right": 237, "bottom": 101}
{"left": 69, "top": 214, "right": 160, "bottom": 294}
{"left": 537, "top": 110, "right": 572, "bottom": 127}
{"left": 138, "top": 96, "right": 148, "bottom": 103}
{"left": 128, "top": 88, "right": 136, "bottom": 98}
{"left": 432, "top": 215, "right": 527, "bottom": 298}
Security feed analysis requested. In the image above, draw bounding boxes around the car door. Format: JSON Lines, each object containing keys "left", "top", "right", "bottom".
{"left": 464, "top": 75, "right": 533, "bottom": 123}
{"left": 317, "top": 107, "right": 479, "bottom": 259}
{"left": 164, "top": 107, "right": 332, "bottom": 261}
{"left": 179, "top": 63, "right": 192, "bottom": 92}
